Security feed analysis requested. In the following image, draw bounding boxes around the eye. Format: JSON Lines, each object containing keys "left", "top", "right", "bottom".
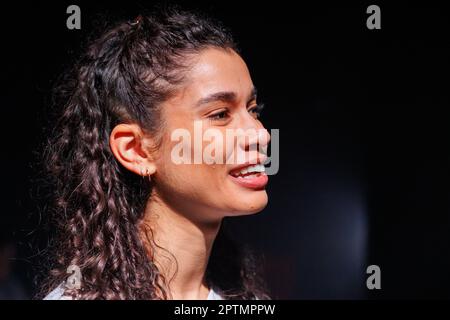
{"left": 248, "top": 103, "right": 265, "bottom": 119}
{"left": 208, "top": 109, "right": 230, "bottom": 122}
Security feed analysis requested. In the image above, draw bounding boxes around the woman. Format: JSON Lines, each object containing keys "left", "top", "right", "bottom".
{"left": 40, "top": 8, "right": 271, "bottom": 300}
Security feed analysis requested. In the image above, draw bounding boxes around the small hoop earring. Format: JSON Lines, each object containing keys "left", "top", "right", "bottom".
{"left": 145, "top": 168, "right": 152, "bottom": 183}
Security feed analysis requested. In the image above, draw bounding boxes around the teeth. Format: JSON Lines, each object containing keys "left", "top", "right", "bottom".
{"left": 238, "top": 164, "right": 265, "bottom": 176}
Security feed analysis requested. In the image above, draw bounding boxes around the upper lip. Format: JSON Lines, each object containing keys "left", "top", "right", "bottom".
{"left": 228, "top": 155, "right": 267, "bottom": 175}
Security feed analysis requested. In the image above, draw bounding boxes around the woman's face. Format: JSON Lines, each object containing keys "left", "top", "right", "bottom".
{"left": 152, "top": 48, "right": 270, "bottom": 222}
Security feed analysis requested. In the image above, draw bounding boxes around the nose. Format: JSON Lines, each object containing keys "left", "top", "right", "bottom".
{"left": 237, "top": 114, "right": 271, "bottom": 153}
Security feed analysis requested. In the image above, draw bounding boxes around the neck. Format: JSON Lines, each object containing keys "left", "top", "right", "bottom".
{"left": 141, "top": 194, "right": 222, "bottom": 300}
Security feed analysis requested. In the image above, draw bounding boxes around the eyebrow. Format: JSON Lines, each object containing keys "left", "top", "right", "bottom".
{"left": 195, "top": 87, "right": 258, "bottom": 108}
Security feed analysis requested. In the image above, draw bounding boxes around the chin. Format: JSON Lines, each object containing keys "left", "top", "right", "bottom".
{"left": 227, "top": 190, "right": 268, "bottom": 216}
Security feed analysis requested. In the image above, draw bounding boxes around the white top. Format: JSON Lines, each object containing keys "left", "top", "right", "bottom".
{"left": 43, "top": 283, "right": 224, "bottom": 300}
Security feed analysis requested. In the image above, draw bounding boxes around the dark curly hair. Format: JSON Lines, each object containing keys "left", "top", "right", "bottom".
{"left": 38, "top": 7, "right": 270, "bottom": 300}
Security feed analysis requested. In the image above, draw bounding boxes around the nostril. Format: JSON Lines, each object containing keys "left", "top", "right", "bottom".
{"left": 235, "top": 127, "right": 270, "bottom": 155}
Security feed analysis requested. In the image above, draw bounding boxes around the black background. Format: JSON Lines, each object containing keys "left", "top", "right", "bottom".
{"left": 1, "top": 1, "right": 449, "bottom": 299}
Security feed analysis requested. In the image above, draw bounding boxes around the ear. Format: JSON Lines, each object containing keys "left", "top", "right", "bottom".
{"left": 109, "top": 123, "right": 157, "bottom": 177}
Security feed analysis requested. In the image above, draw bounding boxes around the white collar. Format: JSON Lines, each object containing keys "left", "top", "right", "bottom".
{"left": 207, "top": 287, "right": 224, "bottom": 300}
{"left": 44, "top": 283, "right": 225, "bottom": 300}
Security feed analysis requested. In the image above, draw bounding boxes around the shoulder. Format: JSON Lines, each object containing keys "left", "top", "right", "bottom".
{"left": 207, "top": 287, "right": 224, "bottom": 300}
{"left": 43, "top": 283, "right": 73, "bottom": 300}
{"left": 207, "top": 287, "right": 262, "bottom": 300}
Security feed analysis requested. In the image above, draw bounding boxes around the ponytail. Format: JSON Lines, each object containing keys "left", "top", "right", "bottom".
{"left": 39, "top": 8, "right": 270, "bottom": 300}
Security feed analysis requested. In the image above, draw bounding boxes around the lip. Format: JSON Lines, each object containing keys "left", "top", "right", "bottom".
{"left": 228, "top": 155, "right": 269, "bottom": 190}
{"left": 228, "top": 155, "right": 268, "bottom": 176}
{"left": 228, "top": 172, "right": 269, "bottom": 190}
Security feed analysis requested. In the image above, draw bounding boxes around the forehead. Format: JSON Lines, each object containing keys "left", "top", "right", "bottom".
{"left": 173, "top": 48, "right": 254, "bottom": 104}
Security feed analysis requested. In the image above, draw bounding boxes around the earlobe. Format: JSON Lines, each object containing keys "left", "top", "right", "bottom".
{"left": 141, "top": 166, "right": 156, "bottom": 183}
{"left": 141, "top": 164, "right": 157, "bottom": 177}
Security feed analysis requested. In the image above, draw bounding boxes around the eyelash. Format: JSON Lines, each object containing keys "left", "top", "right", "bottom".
{"left": 249, "top": 103, "right": 265, "bottom": 118}
{"left": 208, "top": 109, "right": 230, "bottom": 121}
{"left": 208, "top": 103, "right": 265, "bottom": 122}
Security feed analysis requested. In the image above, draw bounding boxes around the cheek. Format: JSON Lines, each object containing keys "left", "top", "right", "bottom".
{"left": 154, "top": 134, "right": 226, "bottom": 199}
{"left": 203, "top": 129, "right": 234, "bottom": 165}
{"left": 153, "top": 123, "right": 268, "bottom": 215}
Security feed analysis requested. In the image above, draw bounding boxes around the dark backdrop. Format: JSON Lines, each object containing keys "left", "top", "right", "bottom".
{"left": 1, "top": 1, "right": 449, "bottom": 299}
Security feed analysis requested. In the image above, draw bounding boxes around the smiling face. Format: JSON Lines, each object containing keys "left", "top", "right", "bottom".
{"left": 148, "top": 47, "right": 271, "bottom": 223}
